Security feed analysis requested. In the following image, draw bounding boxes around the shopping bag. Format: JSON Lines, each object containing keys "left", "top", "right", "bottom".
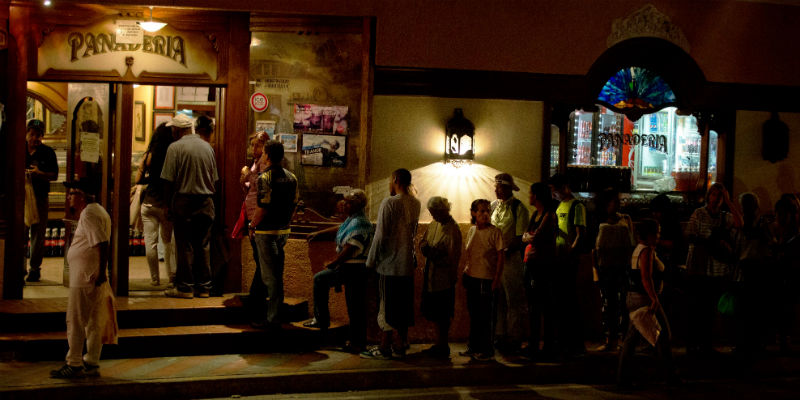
{"left": 24, "top": 173, "right": 40, "bottom": 227}
{"left": 230, "top": 201, "right": 248, "bottom": 239}
{"left": 98, "top": 282, "right": 119, "bottom": 345}
{"left": 717, "top": 291, "right": 738, "bottom": 316}
{"left": 129, "top": 184, "right": 144, "bottom": 230}
{"left": 629, "top": 306, "right": 661, "bottom": 346}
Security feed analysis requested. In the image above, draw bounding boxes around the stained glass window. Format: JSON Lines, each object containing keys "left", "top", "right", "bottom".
{"left": 597, "top": 67, "right": 676, "bottom": 115}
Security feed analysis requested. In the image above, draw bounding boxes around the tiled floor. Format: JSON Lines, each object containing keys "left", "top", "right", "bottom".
{"left": 24, "top": 256, "right": 167, "bottom": 299}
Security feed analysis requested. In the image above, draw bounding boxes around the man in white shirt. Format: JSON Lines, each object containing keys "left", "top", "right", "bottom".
{"left": 51, "top": 179, "right": 112, "bottom": 379}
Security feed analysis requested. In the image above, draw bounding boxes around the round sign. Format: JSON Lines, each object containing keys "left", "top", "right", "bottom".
{"left": 250, "top": 92, "right": 268, "bottom": 112}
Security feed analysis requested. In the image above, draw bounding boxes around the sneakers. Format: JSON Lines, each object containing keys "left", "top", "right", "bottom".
{"left": 25, "top": 270, "right": 41, "bottom": 282}
{"left": 302, "top": 318, "right": 329, "bottom": 329}
{"left": 360, "top": 346, "right": 392, "bottom": 360}
{"left": 84, "top": 363, "right": 100, "bottom": 377}
{"left": 164, "top": 288, "right": 193, "bottom": 298}
{"left": 50, "top": 364, "right": 84, "bottom": 379}
{"left": 194, "top": 291, "right": 210, "bottom": 298}
{"left": 458, "top": 347, "right": 475, "bottom": 357}
{"left": 471, "top": 352, "right": 494, "bottom": 362}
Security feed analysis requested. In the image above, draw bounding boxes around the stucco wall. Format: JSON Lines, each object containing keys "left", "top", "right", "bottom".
{"left": 732, "top": 111, "right": 800, "bottom": 210}
{"left": 368, "top": 96, "right": 543, "bottom": 223}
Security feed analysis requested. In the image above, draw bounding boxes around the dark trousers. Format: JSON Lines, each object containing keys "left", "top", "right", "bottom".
{"left": 312, "top": 263, "right": 367, "bottom": 346}
{"left": 555, "top": 254, "right": 584, "bottom": 354}
{"left": 686, "top": 275, "right": 726, "bottom": 352}
{"left": 26, "top": 196, "right": 49, "bottom": 272}
{"left": 172, "top": 194, "right": 214, "bottom": 294}
{"left": 598, "top": 264, "right": 628, "bottom": 341}
{"left": 618, "top": 292, "right": 676, "bottom": 383}
{"left": 525, "top": 275, "right": 556, "bottom": 353}
{"left": 463, "top": 274, "right": 495, "bottom": 355}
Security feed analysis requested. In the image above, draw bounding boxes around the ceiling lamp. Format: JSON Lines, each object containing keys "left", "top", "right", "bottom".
{"left": 138, "top": 6, "right": 166, "bottom": 33}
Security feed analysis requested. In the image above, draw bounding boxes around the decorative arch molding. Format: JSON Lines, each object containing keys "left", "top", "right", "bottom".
{"left": 607, "top": 4, "right": 690, "bottom": 53}
{"left": 586, "top": 37, "right": 705, "bottom": 112}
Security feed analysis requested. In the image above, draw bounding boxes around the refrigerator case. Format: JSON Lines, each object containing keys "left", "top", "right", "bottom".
{"left": 569, "top": 111, "right": 593, "bottom": 165}
{"left": 568, "top": 108, "right": 624, "bottom": 166}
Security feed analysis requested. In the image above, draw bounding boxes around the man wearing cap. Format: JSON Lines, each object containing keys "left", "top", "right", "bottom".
{"left": 50, "top": 179, "right": 112, "bottom": 379}
{"left": 160, "top": 114, "right": 219, "bottom": 298}
{"left": 491, "top": 172, "right": 529, "bottom": 354}
{"left": 24, "top": 119, "right": 59, "bottom": 282}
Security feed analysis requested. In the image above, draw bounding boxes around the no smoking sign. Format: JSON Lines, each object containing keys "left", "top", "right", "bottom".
{"left": 250, "top": 92, "right": 269, "bottom": 112}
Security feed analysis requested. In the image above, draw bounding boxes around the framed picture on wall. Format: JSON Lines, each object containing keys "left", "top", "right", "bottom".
{"left": 153, "top": 111, "right": 174, "bottom": 131}
{"left": 154, "top": 86, "right": 175, "bottom": 110}
{"left": 133, "top": 101, "right": 146, "bottom": 142}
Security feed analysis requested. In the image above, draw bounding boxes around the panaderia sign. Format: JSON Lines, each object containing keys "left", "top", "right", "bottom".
{"left": 37, "top": 19, "right": 218, "bottom": 80}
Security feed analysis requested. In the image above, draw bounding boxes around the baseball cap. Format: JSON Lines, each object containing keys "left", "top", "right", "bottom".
{"left": 495, "top": 173, "right": 520, "bottom": 191}
{"left": 166, "top": 113, "right": 194, "bottom": 128}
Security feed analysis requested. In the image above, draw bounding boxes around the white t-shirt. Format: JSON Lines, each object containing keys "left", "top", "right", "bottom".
{"left": 464, "top": 225, "right": 504, "bottom": 280}
{"left": 366, "top": 193, "right": 421, "bottom": 277}
{"left": 67, "top": 203, "right": 112, "bottom": 288}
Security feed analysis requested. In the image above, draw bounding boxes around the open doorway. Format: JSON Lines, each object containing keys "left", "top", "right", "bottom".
{"left": 22, "top": 82, "right": 222, "bottom": 299}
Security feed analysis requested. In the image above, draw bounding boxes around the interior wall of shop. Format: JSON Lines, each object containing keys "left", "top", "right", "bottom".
{"left": 368, "top": 95, "right": 543, "bottom": 223}
{"left": 132, "top": 85, "right": 154, "bottom": 153}
{"left": 161, "top": 0, "right": 800, "bottom": 87}
{"left": 733, "top": 111, "right": 800, "bottom": 210}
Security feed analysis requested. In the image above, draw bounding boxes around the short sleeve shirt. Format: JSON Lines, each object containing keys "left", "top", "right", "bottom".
{"left": 464, "top": 225, "right": 504, "bottom": 280}
{"left": 26, "top": 143, "right": 58, "bottom": 199}
{"left": 556, "top": 198, "right": 586, "bottom": 252}
{"left": 67, "top": 203, "right": 112, "bottom": 288}
{"left": 160, "top": 134, "right": 218, "bottom": 195}
{"left": 255, "top": 166, "right": 299, "bottom": 232}
{"left": 491, "top": 197, "right": 530, "bottom": 248}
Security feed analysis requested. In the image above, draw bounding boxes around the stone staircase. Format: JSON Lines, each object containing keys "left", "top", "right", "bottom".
{"left": 0, "top": 294, "right": 347, "bottom": 361}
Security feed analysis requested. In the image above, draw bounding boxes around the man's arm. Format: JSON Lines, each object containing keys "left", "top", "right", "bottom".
{"left": 95, "top": 241, "right": 110, "bottom": 286}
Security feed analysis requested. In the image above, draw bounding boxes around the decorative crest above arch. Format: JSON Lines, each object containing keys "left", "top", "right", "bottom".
{"left": 607, "top": 4, "right": 690, "bottom": 53}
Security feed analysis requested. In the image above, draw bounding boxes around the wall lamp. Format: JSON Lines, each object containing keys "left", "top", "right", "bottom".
{"left": 444, "top": 108, "right": 474, "bottom": 167}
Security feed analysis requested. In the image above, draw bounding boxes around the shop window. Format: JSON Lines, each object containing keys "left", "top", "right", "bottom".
{"left": 708, "top": 130, "right": 718, "bottom": 183}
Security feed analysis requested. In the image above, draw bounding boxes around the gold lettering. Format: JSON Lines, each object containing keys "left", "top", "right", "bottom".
{"left": 142, "top": 35, "right": 153, "bottom": 53}
{"left": 68, "top": 32, "right": 84, "bottom": 62}
{"left": 96, "top": 33, "right": 113, "bottom": 54}
{"left": 172, "top": 36, "right": 186, "bottom": 66}
{"left": 83, "top": 33, "right": 96, "bottom": 58}
{"left": 153, "top": 36, "right": 165, "bottom": 56}
{"left": 128, "top": 43, "right": 141, "bottom": 51}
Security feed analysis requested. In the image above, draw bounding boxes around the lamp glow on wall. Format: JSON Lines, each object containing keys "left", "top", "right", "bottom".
{"left": 138, "top": 6, "right": 167, "bottom": 33}
{"left": 444, "top": 108, "right": 474, "bottom": 167}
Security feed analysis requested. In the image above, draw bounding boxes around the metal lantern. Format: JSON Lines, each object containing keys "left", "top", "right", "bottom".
{"left": 445, "top": 108, "right": 474, "bottom": 165}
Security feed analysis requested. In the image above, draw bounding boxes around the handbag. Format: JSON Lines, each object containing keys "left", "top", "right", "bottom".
{"left": 129, "top": 184, "right": 144, "bottom": 230}
{"left": 230, "top": 201, "right": 248, "bottom": 239}
{"left": 629, "top": 306, "right": 662, "bottom": 346}
{"left": 24, "top": 172, "right": 39, "bottom": 227}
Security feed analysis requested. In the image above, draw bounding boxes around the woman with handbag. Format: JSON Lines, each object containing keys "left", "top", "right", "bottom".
{"left": 137, "top": 123, "right": 176, "bottom": 286}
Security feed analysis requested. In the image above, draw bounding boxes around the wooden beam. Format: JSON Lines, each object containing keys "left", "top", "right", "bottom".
{"left": 111, "top": 84, "right": 133, "bottom": 296}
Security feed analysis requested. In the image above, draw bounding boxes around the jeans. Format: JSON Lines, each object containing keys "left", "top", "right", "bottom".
{"left": 141, "top": 203, "right": 175, "bottom": 284}
{"left": 312, "top": 263, "right": 367, "bottom": 346}
{"left": 617, "top": 292, "right": 676, "bottom": 383}
{"left": 525, "top": 268, "right": 556, "bottom": 354}
{"left": 26, "top": 196, "right": 49, "bottom": 273}
{"left": 597, "top": 264, "right": 628, "bottom": 341}
{"left": 495, "top": 250, "right": 527, "bottom": 343}
{"left": 254, "top": 234, "right": 288, "bottom": 323}
{"left": 171, "top": 194, "right": 214, "bottom": 294}
{"left": 463, "top": 274, "right": 495, "bottom": 355}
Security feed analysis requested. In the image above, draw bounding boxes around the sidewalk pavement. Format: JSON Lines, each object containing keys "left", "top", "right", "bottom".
{"left": 1, "top": 343, "right": 799, "bottom": 400}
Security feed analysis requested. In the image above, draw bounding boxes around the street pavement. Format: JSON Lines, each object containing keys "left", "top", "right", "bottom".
{"left": 1, "top": 343, "right": 799, "bottom": 400}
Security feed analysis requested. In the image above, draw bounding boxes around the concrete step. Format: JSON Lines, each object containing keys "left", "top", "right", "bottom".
{"left": 0, "top": 322, "right": 348, "bottom": 361}
{"left": 0, "top": 294, "right": 309, "bottom": 332}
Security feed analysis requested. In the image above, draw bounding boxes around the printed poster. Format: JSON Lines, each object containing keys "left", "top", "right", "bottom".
{"left": 278, "top": 133, "right": 298, "bottom": 152}
{"left": 301, "top": 134, "right": 346, "bottom": 167}
{"left": 293, "top": 104, "right": 348, "bottom": 135}
{"left": 255, "top": 120, "right": 276, "bottom": 140}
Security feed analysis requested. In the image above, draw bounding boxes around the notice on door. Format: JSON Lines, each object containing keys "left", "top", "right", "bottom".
{"left": 80, "top": 132, "right": 101, "bottom": 163}
{"left": 115, "top": 20, "right": 143, "bottom": 44}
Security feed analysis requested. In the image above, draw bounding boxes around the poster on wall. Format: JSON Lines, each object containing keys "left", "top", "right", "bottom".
{"left": 301, "top": 134, "right": 346, "bottom": 167}
{"left": 293, "top": 104, "right": 348, "bottom": 135}
{"left": 255, "top": 120, "right": 276, "bottom": 140}
{"left": 133, "top": 101, "right": 146, "bottom": 141}
{"left": 278, "top": 133, "right": 298, "bottom": 152}
{"left": 153, "top": 111, "right": 174, "bottom": 130}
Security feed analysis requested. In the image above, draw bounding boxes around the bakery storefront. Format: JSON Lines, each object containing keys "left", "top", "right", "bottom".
{"left": 1, "top": 3, "right": 250, "bottom": 299}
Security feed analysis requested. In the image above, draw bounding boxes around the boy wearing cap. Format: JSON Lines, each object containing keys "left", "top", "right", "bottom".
{"left": 51, "top": 179, "right": 112, "bottom": 379}
{"left": 160, "top": 113, "right": 219, "bottom": 298}
{"left": 490, "top": 172, "right": 530, "bottom": 354}
{"left": 24, "top": 119, "right": 58, "bottom": 282}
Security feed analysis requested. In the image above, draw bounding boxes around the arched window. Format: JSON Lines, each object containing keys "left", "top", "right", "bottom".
{"left": 597, "top": 67, "right": 677, "bottom": 121}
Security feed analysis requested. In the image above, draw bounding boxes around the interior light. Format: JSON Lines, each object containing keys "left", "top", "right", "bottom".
{"left": 43, "top": 0, "right": 52, "bottom": 6}
{"left": 138, "top": 6, "right": 166, "bottom": 33}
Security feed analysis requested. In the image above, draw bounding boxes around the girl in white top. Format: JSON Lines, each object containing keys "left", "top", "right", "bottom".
{"left": 462, "top": 199, "right": 504, "bottom": 361}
